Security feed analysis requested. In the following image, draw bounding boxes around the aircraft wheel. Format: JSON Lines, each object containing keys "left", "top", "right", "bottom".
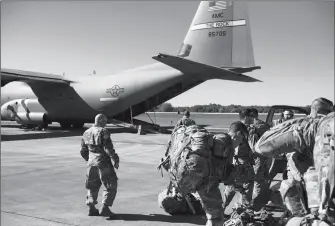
{"left": 42, "top": 122, "right": 49, "bottom": 129}
{"left": 72, "top": 122, "right": 84, "bottom": 129}
{"left": 60, "top": 122, "right": 72, "bottom": 129}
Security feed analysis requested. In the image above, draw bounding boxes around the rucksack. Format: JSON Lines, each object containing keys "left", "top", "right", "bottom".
{"left": 285, "top": 215, "right": 331, "bottom": 226}
{"left": 160, "top": 125, "right": 234, "bottom": 195}
{"left": 223, "top": 204, "right": 276, "bottom": 226}
{"left": 256, "top": 116, "right": 320, "bottom": 159}
{"left": 157, "top": 184, "right": 204, "bottom": 215}
{"left": 311, "top": 112, "right": 334, "bottom": 224}
{"left": 256, "top": 113, "right": 335, "bottom": 224}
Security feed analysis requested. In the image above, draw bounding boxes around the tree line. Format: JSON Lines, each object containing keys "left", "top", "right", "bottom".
{"left": 152, "top": 103, "right": 311, "bottom": 113}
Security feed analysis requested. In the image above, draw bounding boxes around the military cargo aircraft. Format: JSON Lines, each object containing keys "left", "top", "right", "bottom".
{"left": 1, "top": 1, "right": 261, "bottom": 129}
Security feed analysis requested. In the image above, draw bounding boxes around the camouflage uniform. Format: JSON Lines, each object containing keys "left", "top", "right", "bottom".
{"left": 197, "top": 181, "right": 224, "bottom": 226}
{"left": 80, "top": 125, "right": 119, "bottom": 207}
{"left": 268, "top": 118, "right": 288, "bottom": 185}
{"left": 173, "top": 116, "right": 196, "bottom": 131}
{"left": 248, "top": 119, "right": 271, "bottom": 211}
{"left": 165, "top": 125, "right": 234, "bottom": 225}
{"left": 312, "top": 112, "right": 334, "bottom": 224}
{"left": 255, "top": 116, "right": 323, "bottom": 216}
{"left": 196, "top": 133, "right": 235, "bottom": 226}
{"left": 283, "top": 116, "right": 325, "bottom": 186}
{"left": 281, "top": 113, "right": 334, "bottom": 226}
{"left": 222, "top": 136, "right": 255, "bottom": 210}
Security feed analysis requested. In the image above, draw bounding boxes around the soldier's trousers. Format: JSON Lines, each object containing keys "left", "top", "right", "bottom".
{"left": 267, "top": 158, "right": 288, "bottom": 182}
{"left": 251, "top": 155, "right": 269, "bottom": 211}
{"left": 85, "top": 162, "right": 118, "bottom": 207}
{"left": 196, "top": 181, "right": 224, "bottom": 220}
{"left": 222, "top": 164, "right": 254, "bottom": 210}
{"left": 279, "top": 153, "right": 313, "bottom": 216}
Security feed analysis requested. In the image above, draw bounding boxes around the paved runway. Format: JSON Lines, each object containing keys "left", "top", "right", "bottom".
{"left": 1, "top": 125, "right": 283, "bottom": 226}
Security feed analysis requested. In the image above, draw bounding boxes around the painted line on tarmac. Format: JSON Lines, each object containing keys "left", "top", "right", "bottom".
{"left": 1, "top": 210, "right": 80, "bottom": 226}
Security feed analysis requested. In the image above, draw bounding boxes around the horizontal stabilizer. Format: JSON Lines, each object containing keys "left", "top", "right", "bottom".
{"left": 153, "top": 53, "right": 261, "bottom": 82}
{"left": 227, "top": 66, "right": 261, "bottom": 74}
{"left": 1, "top": 68, "right": 73, "bottom": 86}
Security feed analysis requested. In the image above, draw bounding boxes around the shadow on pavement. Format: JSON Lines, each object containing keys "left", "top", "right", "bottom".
{"left": 1, "top": 125, "right": 137, "bottom": 142}
{"left": 108, "top": 213, "right": 206, "bottom": 225}
{"left": 1, "top": 122, "right": 224, "bottom": 142}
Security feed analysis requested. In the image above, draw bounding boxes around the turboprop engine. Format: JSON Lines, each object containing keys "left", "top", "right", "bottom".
{"left": 1, "top": 99, "right": 49, "bottom": 127}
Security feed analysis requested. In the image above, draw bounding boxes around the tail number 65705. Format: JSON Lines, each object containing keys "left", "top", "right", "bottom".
{"left": 208, "top": 31, "right": 226, "bottom": 37}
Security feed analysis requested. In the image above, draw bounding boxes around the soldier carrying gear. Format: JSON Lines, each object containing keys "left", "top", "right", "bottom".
{"left": 222, "top": 119, "right": 255, "bottom": 216}
{"left": 200, "top": 121, "right": 249, "bottom": 226}
{"left": 254, "top": 98, "right": 334, "bottom": 225}
{"left": 160, "top": 122, "right": 246, "bottom": 226}
{"left": 80, "top": 114, "right": 119, "bottom": 217}
{"left": 282, "top": 111, "right": 334, "bottom": 226}
{"left": 248, "top": 108, "right": 271, "bottom": 212}
{"left": 173, "top": 109, "right": 196, "bottom": 132}
{"left": 267, "top": 110, "right": 292, "bottom": 194}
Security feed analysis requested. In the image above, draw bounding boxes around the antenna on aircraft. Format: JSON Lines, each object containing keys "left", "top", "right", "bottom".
{"left": 89, "top": 70, "right": 96, "bottom": 75}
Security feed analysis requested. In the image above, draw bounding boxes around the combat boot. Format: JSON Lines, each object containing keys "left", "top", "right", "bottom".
{"left": 88, "top": 205, "right": 99, "bottom": 216}
{"left": 222, "top": 214, "right": 230, "bottom": 220}
{"left": 206, "top": 218, "right": 223, "bottom": 226}
{"left": 99, "top": 204, "right": 115, "bottom": 217}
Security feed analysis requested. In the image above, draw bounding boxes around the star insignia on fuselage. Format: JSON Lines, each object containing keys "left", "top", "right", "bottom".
{"left": 106, "top": 85, "right": 124, "bottom": 97}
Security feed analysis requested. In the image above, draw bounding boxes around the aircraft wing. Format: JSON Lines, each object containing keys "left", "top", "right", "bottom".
{"left": 153, "top": 53, "right": 262, "bottom": 82}
{"left": 1, "top": 68, "right": 74, "bottom": 87}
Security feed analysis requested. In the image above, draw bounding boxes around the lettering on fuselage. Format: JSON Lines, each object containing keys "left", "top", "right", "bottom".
{"left": 190, "top": 19, "right": 246, "bottom": 31}
{"left": 106, "top": 85, "right": 124, "bottom": 97}
{"left": 212, "top": 13, "right": 224, "bottom": 19}
{"left": 208, "top": 30, "right": 226, "bottom": 37}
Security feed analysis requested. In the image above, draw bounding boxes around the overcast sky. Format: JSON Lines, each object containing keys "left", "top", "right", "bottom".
{"left": 1, "top": 1, "right": 334, "bottom": 107}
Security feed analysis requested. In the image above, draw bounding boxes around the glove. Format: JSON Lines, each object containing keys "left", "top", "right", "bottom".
{"left": 248, "top": 125, "right": 256, "bottom": 134}
{"left": 80, "top": 149, "right": 89, "bottom": 161}
{"left": 112, "top": 154, "right": 119, "bottom": 169}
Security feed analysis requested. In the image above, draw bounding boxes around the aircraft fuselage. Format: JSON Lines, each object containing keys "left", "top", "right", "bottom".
{"left": 1, "top": 63, "right": 201, "bottom": 125}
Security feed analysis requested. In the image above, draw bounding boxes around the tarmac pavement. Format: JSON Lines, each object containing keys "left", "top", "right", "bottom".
{"left": 1, "top": 125, "right": 283, "bottom": 226}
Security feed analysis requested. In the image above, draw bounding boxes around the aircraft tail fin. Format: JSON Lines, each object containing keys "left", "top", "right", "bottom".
{"left": 177, "top": 1, "right": 257, "bottom": 68}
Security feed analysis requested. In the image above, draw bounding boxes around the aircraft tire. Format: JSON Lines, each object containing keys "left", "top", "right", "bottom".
{"left": 42, "top": 121, "right": 48, "bottom": 129}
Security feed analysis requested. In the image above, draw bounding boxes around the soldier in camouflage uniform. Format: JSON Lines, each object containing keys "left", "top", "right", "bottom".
{"left": 312, "top": 111, "right": 334, "bottom": 224}
{"left": 159, "top": 122, "right": 246, "bottom": 226}
{"left": 283, "top": 98, "right": 333, "bottom": 198}
{"left": 80, "top": 114, "right": 120, "bottom": 217}
{"left": 248, "top": 108, "right": 271, "bottom": 212}
{"left": 201, "top": 121, "right": 249, "bottom": 226}
{"left": 267, "top": 110, "right": 295, "bottom": 184}
{"left": 254, "top": 98, "right": 333, "bottom": 219}
{"left": 222, "top": 110, "right": 255, "bottom": 214}
{"left": 173, "top": 110, "right": 196, "bottom": 131}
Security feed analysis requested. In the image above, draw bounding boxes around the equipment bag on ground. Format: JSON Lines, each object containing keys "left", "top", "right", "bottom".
{"left": 158, "top": 185, "right": 204, "bottom": 215}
